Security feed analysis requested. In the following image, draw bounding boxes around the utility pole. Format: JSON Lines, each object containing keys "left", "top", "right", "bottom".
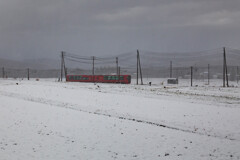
{"left": 223, "top": 47, "right": 226, "bottom": 87}
{"left": 92, "top": 56, "right": 95, "bottom": 82}
{"left": 60, "top": 51, "right": 67, "bottom": 81}
{"left": 27, "top": 68, "right": 30, "bottom": 80}
{"left": 237, "top": 66, "right": 239, "bottom": 84}
{"left": 116, "top": 57, "right": 119, "bottom": 83}
{"left": 116, "top": 57, "right": 118, "bottom": 75}
{"left": 137, "top": 51, "right": 139, "bottom": 85}
{"left": 170, "top": 61, "right": 172, "bottom": 78}
{"left": 118, "top": 66, "right": 121, "bottom": 75}
{"left": 191, "top": 66, "right": 193, "bottom": 87}
{"left": 60, "top": 51, "right": 64, "bottom": 82}
{"left": 118, "top": 66, "right": 121, "bottom": 83}
{"left": 137, "top": 50, "right": 143, "bottom": 85}
{"left": 63, "top": 53, "right": 67, "bottom": 80}
{"left": 176, "top": 68, "right": 179, "bottom": 79}
{"left": 2, "top": 67, "right": 5, "bottom": 78}
{"left": 208, "top": 64, "right": 210, "bottom": 85}
{"left": 224, "top": 47, "right": 229, "bottom": 87}
{"left": 65, "top": 68, "right": 67, "bottom": 77}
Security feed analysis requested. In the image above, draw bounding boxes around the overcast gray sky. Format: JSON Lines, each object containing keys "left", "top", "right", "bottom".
{"left": 0, "top": 0, "right": 240, "bottom": 60}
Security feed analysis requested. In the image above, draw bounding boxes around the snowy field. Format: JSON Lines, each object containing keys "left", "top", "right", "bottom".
{"left": 0, "top": 78, "right": 240, "bottom": 160}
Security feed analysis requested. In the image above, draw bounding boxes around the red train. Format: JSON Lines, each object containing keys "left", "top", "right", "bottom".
{"left": 66, "top": 75, "right": 131, "bottom": 84}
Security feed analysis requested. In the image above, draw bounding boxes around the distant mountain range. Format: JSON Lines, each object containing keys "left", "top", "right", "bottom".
{"left": 0, "top": 58, "right": 60, "bottom": 69}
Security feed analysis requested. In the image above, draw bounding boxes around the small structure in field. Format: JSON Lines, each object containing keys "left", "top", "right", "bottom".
{"left": 167, "top": 78, "right": 178, "bottom": 84}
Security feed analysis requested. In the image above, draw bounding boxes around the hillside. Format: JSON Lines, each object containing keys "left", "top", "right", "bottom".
{"left": 0, "top": 58, "right": 60, "bottom": 70}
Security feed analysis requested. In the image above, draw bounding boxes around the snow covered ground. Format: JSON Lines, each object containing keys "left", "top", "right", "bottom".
{"left": 0, "top": 78, "right": 239, "bottom": 160}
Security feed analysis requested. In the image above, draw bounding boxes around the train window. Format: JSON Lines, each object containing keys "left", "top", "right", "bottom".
{"left": 103, "top": 76, "right": 121, "bottom": 80}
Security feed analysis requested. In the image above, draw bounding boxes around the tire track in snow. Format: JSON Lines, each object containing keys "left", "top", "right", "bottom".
{"left": 103, "top": 85, "right": 240, "bottom": 108}
{"left": 0, "top": 91, "right": 237, "bottom": 142}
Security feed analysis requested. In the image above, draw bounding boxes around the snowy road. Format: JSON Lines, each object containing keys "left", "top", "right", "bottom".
{"left": 0, "top": 79, "right": 240, "bottom": 159}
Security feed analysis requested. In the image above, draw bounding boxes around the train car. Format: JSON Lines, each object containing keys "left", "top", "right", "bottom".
{"left": 66, "top": 75, "right": 131, "bottom": 84}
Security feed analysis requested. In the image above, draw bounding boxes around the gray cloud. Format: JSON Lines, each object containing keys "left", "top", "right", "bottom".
{"left": 0, "top": 0, "right": 240, "bottom": 60}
